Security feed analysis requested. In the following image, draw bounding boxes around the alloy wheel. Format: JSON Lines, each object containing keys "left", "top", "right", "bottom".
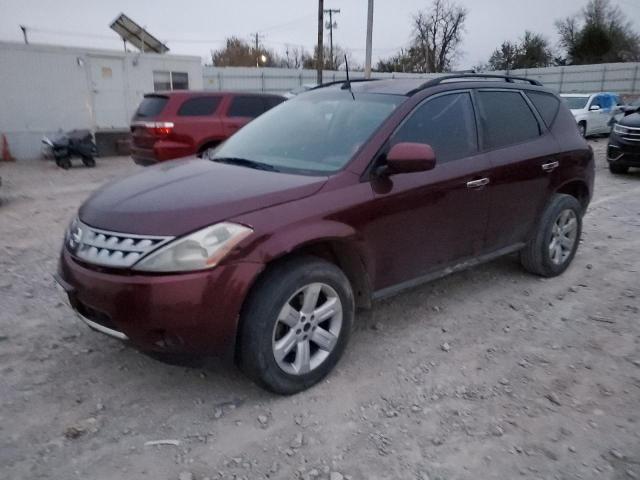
{"left": 549, "top": 209, "right": 578, "bottom": 265}
{"left": 272, "top": 283, "right": 343, "bottom": 376}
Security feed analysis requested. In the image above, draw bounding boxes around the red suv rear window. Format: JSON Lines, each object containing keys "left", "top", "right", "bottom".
{"left": 135, "top": 96, "right": 169, "bottom": 118}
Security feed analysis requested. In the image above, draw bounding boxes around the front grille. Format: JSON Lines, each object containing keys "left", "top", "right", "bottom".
{"left": 68, "top": 221, "right": 173, "bottom": 268}
{"left": 614, "top": 124, "right": 640, "bottom": 142}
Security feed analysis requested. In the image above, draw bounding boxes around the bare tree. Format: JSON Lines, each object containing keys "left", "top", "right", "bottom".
{"left": 303, "top": 45, "right": 353, "bottom": 70}
{"left": 284, "top": 45, "right": 311, "bottom": 69}
{"left": 211, "top": 37, "right": 285, "bottom": 67}
{"left": 412, "top": 0, "right": 468, "bottom": 73}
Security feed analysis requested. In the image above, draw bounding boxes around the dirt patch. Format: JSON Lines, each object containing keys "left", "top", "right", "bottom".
{"left": 1, "top": 143, "right": 639, "bottom": 479}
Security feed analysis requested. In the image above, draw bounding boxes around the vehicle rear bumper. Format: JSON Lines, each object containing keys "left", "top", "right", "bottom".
{"left": 56, "top": 249, "right": 264, "bottom": 357}
{"left": 131, "top": 141, "right": 195, "bottom": 165}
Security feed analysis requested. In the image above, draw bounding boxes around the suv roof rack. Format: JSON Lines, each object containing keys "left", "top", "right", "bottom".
{"left": 311, "top": 78, "right": 380, "bottom": 91}
{"left": 409, "top": 73, "right": 542, "bottom": 95}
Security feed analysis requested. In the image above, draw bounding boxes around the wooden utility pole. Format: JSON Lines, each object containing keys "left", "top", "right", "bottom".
{"left": 365, "top": 0, "right": 374, "bottom": 78}
{"left": 252, "top": 32, "right": 264, "bottom": 67}
{"left": 317, "top": 0, "right": 324, "bottom": 84}
{"left": 324, "top": 9, "right": 340, "bottom": 70}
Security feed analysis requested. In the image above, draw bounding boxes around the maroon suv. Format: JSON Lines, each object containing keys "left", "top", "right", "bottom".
{"left": 56, "top": 75, "right": 594, "bottom": 394}
{"left": 130, "top": 91, "right": 285, "bottom": 165}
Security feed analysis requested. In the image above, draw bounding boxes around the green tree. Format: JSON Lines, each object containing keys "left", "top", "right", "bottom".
{"left": 488, "top": 41, "right": 520, "bottom": 71}
{"left": 556, "top": 0, "right": 640, "bottom": 64}
{"left": 488, "top": 32, "right": 553, "bottom": 70}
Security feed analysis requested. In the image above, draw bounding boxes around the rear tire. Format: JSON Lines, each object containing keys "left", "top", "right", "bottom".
{"left": 56, "top": 158, "right": 72, "bottom": 170}
{"left": 609, "top": 163, "right": 629, "bottom": 174}
{"left": 82, "top": 156, "right": 96, "bottom": 168}
{"left": 520, "top": 194, "right": 582, "bottom": 277}
{"left": 238, "top": 256, "right": 354, "bottom": 395}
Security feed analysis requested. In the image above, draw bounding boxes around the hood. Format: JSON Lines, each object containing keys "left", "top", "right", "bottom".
{"left": 619, "top": 111, "right": 640, "bottom": 127}
{"left": 80, "top": 158, "right": 327, "bottom": 236}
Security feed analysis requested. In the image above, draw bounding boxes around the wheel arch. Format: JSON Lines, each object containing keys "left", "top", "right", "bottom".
{"left": 577, "top": 119, "right": 587, "bottom": 135}
{"left": 554, "top": 179, "right": 590, "bottom": 213}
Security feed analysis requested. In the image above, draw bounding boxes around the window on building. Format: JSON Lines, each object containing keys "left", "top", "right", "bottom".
{"left": 153, "top": 71, "right": 189, "bottom": 92}
{"left": 177, "top": 96, "right": 221, "bottom": 116}
{"left": 476, "top": 90, "right": 541, "bottom": 150}
{"left": 171, "top": 72, "right": 189, "bottom": 90}
{"left": 392, "top": 92, "right": 478, "bottom": 163}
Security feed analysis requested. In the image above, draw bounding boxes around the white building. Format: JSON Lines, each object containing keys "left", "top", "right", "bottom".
{"left": 0, "top": 41, "right": 203, "bottom": 159}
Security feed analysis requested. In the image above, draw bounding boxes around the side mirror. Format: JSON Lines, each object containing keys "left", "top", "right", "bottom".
{"left": 384, "top": 142, "right": 436, "bottom": 175}
{"left": 589, "top": 105, "right": 601, "bottom": 111}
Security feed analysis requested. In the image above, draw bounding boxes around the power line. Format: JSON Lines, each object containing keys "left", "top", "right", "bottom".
{"left": 258, "top": 13, "right": 316, "bottom": 33}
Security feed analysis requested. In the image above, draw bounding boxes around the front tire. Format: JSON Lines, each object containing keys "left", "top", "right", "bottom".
{"left": 609, "top": 163, "right": 629, "bottom": 174}
{"left": 520, "top": 194, "right": 582, "bottom": 277}
{"left": 238, "top": 256, "right": 354, "bottom": 395}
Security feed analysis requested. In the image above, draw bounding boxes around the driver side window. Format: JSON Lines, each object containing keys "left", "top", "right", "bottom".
{"left": 591, "top": 95, "right": 604, "bottom": 109}
{"left": 392, "top": 92, "right": 478, "bottom": 163}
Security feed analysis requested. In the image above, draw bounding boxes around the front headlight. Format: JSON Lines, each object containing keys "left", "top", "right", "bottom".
{"left": 65, "top": 217, "right": 83, "bottom": 251}
{"left": 132, "top": 222, "right": 253, "bottom": 273}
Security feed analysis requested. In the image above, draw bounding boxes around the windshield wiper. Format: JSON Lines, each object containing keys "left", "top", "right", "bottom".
{"left": 211, "top": 157, "right": 279, "bottom": 172}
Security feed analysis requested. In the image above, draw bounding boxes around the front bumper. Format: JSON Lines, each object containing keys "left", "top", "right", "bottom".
{"left": 608, "top": 136, "right": 640, "bottom": 167}
{"left": 56, "top": 250, "right": 263, "bottom": 357}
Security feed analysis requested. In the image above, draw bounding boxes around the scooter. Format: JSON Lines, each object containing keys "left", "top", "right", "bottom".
{"left": 42, "top": 130, "right": 97, "bottom": 169}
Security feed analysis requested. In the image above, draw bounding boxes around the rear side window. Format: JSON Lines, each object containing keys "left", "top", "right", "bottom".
{"left": 476, "top": 91, "right": 540, "bottom": 150}
{"left": 135, "top": 96, "right": 168, "bottom": 118}
{"left": 228, "top": 96, "right": 266, "bottom": 118}
{"left": 526, "top": 91, "right": 560, "bottom": 128}
{"left": 177, "top": 97, "right": 221, "bottom": 116}
{"left": 392, "top": 92, "right": 478, "bottom": 163}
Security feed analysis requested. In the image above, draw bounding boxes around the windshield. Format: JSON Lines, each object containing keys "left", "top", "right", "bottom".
{"left": 563, "top": 96, "right": 590, "bottom": 110}
{"left": 213, "top": 89, "right": 404, "bottom": 175}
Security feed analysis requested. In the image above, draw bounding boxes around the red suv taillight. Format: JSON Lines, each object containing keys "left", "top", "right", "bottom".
{"left": 135, "top": 121, "right": 174, "bottom": 137}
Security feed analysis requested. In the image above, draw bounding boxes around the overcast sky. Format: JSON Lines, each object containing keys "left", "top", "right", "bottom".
{"left": 1, "top": 0, "right": 639, "bottom": 68}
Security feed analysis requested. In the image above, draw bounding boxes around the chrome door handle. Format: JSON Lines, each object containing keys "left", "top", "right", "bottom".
{"left": 542, "top": 161, "right": 559, "bottom": 172}
{"left": 466, "top": 178, "right": 490, "bottom": 189}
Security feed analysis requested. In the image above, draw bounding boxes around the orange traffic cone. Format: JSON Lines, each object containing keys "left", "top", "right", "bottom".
{"left": 2, "top": 134, "right": 15, "bottom": 162}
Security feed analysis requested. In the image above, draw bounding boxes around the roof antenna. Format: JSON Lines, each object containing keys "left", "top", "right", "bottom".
{"left": 342, "top": 54, "right": 355, "bottom": 100}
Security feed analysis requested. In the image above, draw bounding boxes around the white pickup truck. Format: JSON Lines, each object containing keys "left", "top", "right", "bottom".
{"left": 560, "top": 92, "right": 624, "bottom": 137}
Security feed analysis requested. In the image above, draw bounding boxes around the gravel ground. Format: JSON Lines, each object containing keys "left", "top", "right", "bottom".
{"left": 1, "top": 140, "right": 639, "bottom": 480}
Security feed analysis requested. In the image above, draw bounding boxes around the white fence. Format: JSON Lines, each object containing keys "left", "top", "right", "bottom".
{"left": 203, "top": 66, "right": 434, "bottom": 94}
{"left": 495, "top": 63, "right": 640, "bottom": 95}
{"left": 203, "top": 63, "right": 640, "bottom": 96}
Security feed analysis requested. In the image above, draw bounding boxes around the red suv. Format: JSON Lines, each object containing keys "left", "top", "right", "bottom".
{"left": 130, "top": 91, "right": 285, "bottom": 165}
{"left": 57, "top": 75, "right": 594, "bottom": 394}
